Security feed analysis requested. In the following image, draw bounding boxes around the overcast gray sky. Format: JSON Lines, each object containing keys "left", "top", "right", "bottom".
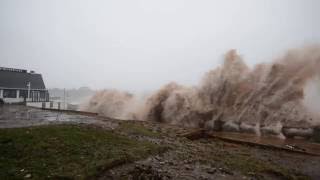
{"left": 1, "top": 0, "right": 320, "bottom": 91}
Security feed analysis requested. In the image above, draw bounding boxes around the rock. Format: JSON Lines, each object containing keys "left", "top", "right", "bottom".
{"left": 200, "top": 175, "right": 208, "bottom": 180}
{"left": 155, "top": 127, "right": 161, "bottom": 132}
{"left": 24, "top": 174, "right": 32, "bottom": 178}
{"left": 183, "top": 159, "right": 192, "bottom": 164}
{"left": 155, "top": 155, "right": 161, "bottom": 161}
{"left": 185, "top": 165, "right": 192, "bottom": 170}
{"left": 218, "top": 168, "right": 233, "bottom": 175}
{"left": 206, "top": 168, "right": 217, "bottom": 174}
{"left": 283, "top": 127, "right": 314, "bottom": 138}
{"left": 222, "top": 121, "right": 240, "bottom": 132}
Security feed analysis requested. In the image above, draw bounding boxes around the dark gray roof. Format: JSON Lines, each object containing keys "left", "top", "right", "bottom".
{"left": 0, "top": 69, "right": 46, "bottom": 89}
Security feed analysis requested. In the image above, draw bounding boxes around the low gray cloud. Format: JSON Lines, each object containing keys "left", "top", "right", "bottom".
{"left": 1, "top": 0, "right": 320, "bottom": 91}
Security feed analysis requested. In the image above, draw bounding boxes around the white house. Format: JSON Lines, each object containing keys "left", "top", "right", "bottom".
{"left": 0, "top": 67, "right": 49, "bottom": 104}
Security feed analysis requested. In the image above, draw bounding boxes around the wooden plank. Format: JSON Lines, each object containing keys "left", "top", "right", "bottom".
{"left": 207, "top": 132, "right": 320, "bottom": 156}
{"left": 41, "top": 108, "right": 99, "bottom": 116}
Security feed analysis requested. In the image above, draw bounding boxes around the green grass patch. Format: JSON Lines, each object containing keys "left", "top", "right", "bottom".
{"left": 0, "top": 124, "right": 164, "bottom": 179}
{"left": 117, "top": 121, "right": 161, "bottom": 138}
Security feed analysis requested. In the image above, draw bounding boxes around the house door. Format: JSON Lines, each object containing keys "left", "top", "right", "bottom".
{"left": 34, "top": 91, "right": 40, "bottom": 102}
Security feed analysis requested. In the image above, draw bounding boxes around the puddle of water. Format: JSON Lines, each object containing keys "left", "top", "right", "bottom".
{"left": 0, "top": 105, "right": 118, "bottom": 129}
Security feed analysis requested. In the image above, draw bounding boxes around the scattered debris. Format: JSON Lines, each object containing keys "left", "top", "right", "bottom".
{"left": 285, "top": 144, "right": 306, "bottom": 152}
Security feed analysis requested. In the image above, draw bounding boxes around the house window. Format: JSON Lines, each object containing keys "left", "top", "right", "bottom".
{"left": 3, "top": 89, "right": 17, "bottom": 98}
{"left": 19, "top": 90, "right": 27, "bottom": 98}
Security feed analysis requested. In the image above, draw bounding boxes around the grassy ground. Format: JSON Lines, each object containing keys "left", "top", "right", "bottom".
{"left": 0, "top": 124, "right": 164, "bottom": 179}
{"left": 0, "top": 120, "right": 317, "bottom": 180}
{"left": 117, "top": 121, "right": 161, "bottom": 138}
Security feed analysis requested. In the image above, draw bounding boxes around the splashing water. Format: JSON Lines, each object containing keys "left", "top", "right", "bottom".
{"left": 82, "top": 46, "right": 320, "bottom": 138}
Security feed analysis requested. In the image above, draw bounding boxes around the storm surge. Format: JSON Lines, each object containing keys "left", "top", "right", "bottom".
{"left": 82, "top": 46, "right": 320, "bottom": 138}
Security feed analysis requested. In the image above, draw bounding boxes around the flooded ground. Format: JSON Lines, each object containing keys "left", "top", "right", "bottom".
{"left": 1, "top": 105, "right": 320, "bottom": 179}
{"left": 0, "top": 105, "right": 118, "bottom": 129}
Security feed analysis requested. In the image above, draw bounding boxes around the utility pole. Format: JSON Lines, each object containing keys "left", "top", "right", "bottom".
{"left": 63, "top": 88, "right": 66, "bottom": 109}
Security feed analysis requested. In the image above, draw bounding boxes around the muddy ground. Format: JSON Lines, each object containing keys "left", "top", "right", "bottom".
{"left": 1, "top": 105, "right": 320, "bottom": 180}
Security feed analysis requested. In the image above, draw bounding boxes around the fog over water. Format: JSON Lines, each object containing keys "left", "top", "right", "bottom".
{"left": 1, "top": 0, "right": 320, "bottom": 91}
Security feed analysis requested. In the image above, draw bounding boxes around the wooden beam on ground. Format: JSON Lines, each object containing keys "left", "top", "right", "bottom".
{"left": 178, "top": 129, "right": 206, "bottom": 140}
{"left": 207, "top": 132, "right": 320, "bottom": 156}
{"left": 41, "top": 108, "right": 99, "bottom": 116}
{"left": 179, "top": 129, "right": 320, "bottom": 156}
